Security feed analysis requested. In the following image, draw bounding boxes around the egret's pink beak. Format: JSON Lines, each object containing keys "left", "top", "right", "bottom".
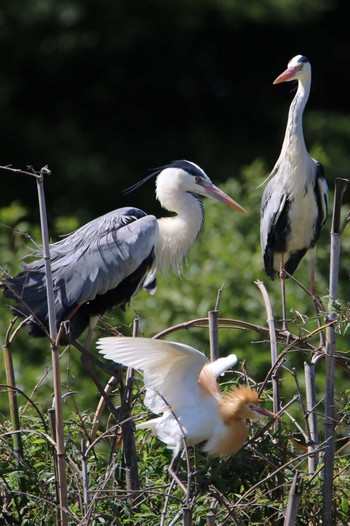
{"left": 273, "top": 66, "right": 300, "bottom": 85}
{"left": 201, "top": 181, "right": 247, "bottom": 213}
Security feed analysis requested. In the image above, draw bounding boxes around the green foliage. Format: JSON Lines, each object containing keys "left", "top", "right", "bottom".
{"left": 1, "top": 385, "right": 350, "bottom": 524}
{"left": 1, "top": 0, "right": 350, "bottom": 519}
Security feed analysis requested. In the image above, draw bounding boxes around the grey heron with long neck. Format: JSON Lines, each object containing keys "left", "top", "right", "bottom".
{"left": 260, "top": 55, "right": 328, "bottom": 325}
{"left": 1, "top": 160, "right": 245, "bottom": 343}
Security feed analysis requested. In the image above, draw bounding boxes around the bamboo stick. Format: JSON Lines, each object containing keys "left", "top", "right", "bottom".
{"left": 322, "top": 178, "right": 349, "bottom": 525}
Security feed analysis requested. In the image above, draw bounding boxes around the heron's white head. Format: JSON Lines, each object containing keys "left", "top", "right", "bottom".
{"left": 273, "top": 55, "right": 311, "bottom": 85}
{"left": 155, "top": 160, "right": 246, "bottom": 213}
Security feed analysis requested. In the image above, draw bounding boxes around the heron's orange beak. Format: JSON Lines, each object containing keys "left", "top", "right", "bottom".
{"left": 201, "top": 181, "right": 247, "bottom": 213}
{"left": 273, "top": 66, "right": 300, "bottom": 84}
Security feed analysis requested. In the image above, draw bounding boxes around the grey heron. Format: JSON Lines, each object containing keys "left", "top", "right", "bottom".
{"left": 1, "top": 160, "right": 245, "bottom": 343}
{"left": 260, "top": 55, "right": 328, "bottom": 282}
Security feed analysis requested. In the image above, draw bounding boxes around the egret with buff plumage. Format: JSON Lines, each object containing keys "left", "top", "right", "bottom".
{"left": 97, "top": 337, "right": 280, "bottom": 489}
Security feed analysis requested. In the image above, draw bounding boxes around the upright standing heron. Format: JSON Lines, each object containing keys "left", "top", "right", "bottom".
{"left": 1, "top": 160, "right": 245, "bottom": 343}
{"left": 260, "top": 55, "right": 328, "bottom": 324}
{"left": 98, "top": 336, "right": 279, "bottom": 489}
{"left": 260, "top": 55, "right": 328, "bottom": 280}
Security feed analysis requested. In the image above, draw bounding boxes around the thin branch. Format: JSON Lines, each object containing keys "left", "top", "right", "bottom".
{"left": 0, "top": 163, "right": 42, "bottom": 179}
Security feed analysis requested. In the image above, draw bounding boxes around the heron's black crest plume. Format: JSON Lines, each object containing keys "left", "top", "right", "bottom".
{"left": 124, "top": 171, "right": 160, "bottom": 194}
{"left": 124, "top": 160, "right": 206, "bottom": 194}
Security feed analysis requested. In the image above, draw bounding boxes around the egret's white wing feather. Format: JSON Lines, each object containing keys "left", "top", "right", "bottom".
{"left": 205, "top": 355, "right": 238, "bottom": 378}
{"left": 97, "top": 337, "right": 208, "bottom": 413}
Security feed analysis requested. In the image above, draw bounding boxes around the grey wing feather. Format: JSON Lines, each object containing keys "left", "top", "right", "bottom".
{"left": 2, "top": 208, "right": 159, "bottom": 332}
{"left": 260, "top": 178, "right": 284, "bottom": 253}
{"left": 50, "top": 208, "right": 159, "bottom": 305}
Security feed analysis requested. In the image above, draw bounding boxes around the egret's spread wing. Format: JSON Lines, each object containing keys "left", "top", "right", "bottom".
{"left": 205, "top": 355, "right": 238, "bottom": 378}
{"left": 97, "top": 337, "right": 208, "bottom": 413}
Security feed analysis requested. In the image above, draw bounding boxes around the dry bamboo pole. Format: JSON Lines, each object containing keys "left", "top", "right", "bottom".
{"left": 283, "top": 470, "right": 302, "bottom": 526}
{"left": 304, "top": 361, "right": 319, "bottom": 474}
{"left": 208, "top": 309, "right": 219, "bottom": 362}
{"left": 0, "top": 164, "right": 68, "bottom": 525}
{"left": 120, "top": 318, "right": 140, "bottom": 493}
{"left": 2, "top": 338, "right": 27, "bottom": 500}
{"left": 322, "top": 177, "right": 349, "bottom": 525}
{"left": 36, "top": 167, "right": 68, "bottom": 525}
{"left": 255, "top": 280, "right": 281, "bottom": 427}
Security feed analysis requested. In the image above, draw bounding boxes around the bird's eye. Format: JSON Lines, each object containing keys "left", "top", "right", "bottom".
{"left": 195, "top": 176, "right": 202, "bottom": 183}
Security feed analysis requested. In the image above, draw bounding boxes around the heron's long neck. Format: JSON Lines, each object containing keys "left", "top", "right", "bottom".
{"left": 155, "top": 193, "right": 204, "bottom": 275}
{"left": 281, "top": 78, "right": 310, "bottom": 160}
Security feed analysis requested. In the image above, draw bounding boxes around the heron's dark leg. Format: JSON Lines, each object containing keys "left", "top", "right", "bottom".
{"left": 309, "top": 246, "right": 325, "bottom": 347}
{"left": 85, "top": 315, "right": 99, "bottom": 352}
{"left": 310, "top": 246, "right": 316, "bottom": 296}
{"left": 71, "top": 338, "right": 120, "bottom": 421}
{"left": 279, "top": 254, "right": 288, "bottom": 332}
{"left": 80, "top": 315, "right": 107, "bottom": 396}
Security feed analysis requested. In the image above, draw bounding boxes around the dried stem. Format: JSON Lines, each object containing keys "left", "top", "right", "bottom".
{"left": 255, "top": 280, "right": 281, "bottom": 427}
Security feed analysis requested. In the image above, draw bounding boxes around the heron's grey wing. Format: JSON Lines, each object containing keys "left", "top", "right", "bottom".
{"left": 53, "top": 208, "right": 159, "bottom": 306}
{"left": 2, "top": 208, "right": 158, "bottom": 335}
{"left": 313, "top": 162, "right": 328, "bottom": 241}
{"left": 260, "top": 178, "right": 287, "bottom": 278}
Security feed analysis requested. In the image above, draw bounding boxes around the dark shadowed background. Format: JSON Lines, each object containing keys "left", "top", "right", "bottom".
{"left": 0, "top": 0, "right": 349, "bottom": 226}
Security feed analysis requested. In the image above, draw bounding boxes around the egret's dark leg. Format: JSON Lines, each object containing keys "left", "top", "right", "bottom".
{"left": 279, "top": 254, "right": 288, "bottom": 331}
